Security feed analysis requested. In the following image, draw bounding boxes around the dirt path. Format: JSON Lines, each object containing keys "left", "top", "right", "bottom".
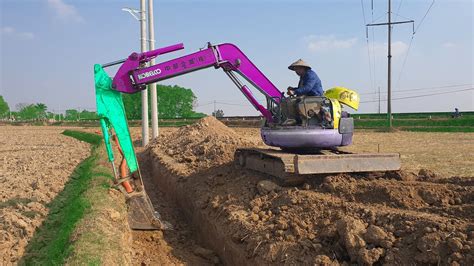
{"left": 0, "top": 127, "right": 90, "bottom": 264}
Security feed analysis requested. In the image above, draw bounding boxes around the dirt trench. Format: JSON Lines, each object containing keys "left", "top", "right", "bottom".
{"left": 133, "top": 117, "right": 474, "bottom": 265}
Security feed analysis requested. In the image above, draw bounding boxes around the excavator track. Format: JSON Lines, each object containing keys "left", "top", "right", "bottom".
{"left": 235, "top": 148, "right": 401, "bottom": 185}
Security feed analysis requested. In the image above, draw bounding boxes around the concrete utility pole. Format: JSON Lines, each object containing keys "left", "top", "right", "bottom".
{"left": 366, "top": 0, "right": 414, "bottom": 129}
{"left": 140, "top": 0, "right": 149, "bottom": 146}
{"left": 148, "top": 0, "right": 159, "bottom": 138}
{"left": 387, "top": 1, "right": 392, "bottom": 128}
{"left": 378, "top": 86, "right": 381, "bottom": 114}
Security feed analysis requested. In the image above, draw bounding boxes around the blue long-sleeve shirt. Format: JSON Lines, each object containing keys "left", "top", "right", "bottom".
{"left": 294, "top": 69, "right": 324, "bottom": 96}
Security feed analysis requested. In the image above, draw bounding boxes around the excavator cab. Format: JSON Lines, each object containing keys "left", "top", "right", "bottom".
{"left": 271, "top": 87, "right": 358, "bottom": 129}
{"left": 279, "top": 96, "right": 335, "bottom": 128}
{"left": 261, "top": 87, "right": 359, "bottom": 150}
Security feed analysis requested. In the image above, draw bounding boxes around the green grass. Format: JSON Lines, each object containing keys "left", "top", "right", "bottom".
{"left": 20, "top": 130, "right": 104, "bottom": 265}
{"left": 354, "top": 117, "right": 474, "bottom": 127}
{"left": 62, "top": 130, "right": 102, "bottom": 145}
{"left": 353, "top": 114, "right": 474, "bottom": 132}
{"left": 354, "top": 111, "right": 474, "bottom": 119}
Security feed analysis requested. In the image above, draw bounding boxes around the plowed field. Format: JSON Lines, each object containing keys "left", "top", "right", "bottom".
{"left": 0, "top": 127, "right": 90, "bottom": 264}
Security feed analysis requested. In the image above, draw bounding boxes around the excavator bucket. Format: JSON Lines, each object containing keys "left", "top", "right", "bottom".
{"left": 94, "top": 64, "right": 167, "bottom": 230}
{"left": 126, "top": 188, "right": 169, "bottom": 230}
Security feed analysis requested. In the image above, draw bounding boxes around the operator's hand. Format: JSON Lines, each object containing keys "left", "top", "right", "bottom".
{"left": 287, "top": 87, "right": 295, "bottom": 96}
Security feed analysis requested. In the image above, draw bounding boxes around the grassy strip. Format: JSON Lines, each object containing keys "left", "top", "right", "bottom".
{"left": 354, "top": 117, "right": 474, "bottom": 127}
{"left": 354, "top": 112, "right": 474, "bottom": 119}
{"left": 20, "top": 130, "right": 128, "bottom": 265}
{"left": 62, "top": 129, "right": 102, "bottom": 145}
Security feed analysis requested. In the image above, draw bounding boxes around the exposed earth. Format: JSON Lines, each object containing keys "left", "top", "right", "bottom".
{"left": 0, "top": 127, "right": 90, "bottom": 264}
{"left": 2, "top": 120, "right": 473, "bottom": 265}
{"left": 134, "top": 117, "right": 474, "bottom": 265}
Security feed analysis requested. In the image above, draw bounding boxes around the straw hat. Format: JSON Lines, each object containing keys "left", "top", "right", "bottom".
{"left": 288, "top": 59, "right": 311, "bottom": 70}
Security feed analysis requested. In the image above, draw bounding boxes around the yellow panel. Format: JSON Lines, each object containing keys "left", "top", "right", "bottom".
{"left": 324, "top": 87, "right": 360, "bottom": 110}
{"left": 330, "top": 99, "right": 341, "bottom": 129}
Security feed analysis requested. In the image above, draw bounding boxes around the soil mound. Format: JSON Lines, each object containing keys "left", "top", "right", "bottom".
{"left": 148, "top": 116, "right": 256, "bottom": 175}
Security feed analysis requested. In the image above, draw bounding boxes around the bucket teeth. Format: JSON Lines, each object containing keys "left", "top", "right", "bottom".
{"left": 126, "top": 192, "right": 171, "bottom": 230}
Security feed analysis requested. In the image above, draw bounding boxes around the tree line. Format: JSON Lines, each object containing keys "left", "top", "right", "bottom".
{"left": 0, "top": 84, "right": 206, "bottom": 121}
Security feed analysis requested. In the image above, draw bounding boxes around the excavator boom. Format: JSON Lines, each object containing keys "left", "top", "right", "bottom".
{"left": 111, "top": 43, "right": 282, "bottom": 121}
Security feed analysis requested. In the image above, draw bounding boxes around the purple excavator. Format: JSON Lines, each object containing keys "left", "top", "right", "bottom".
{"left": 98, "top": 42, "right": 401, "bottom": 229}
{"left": 109, "top": 42, "right": 357, "bottom": 148}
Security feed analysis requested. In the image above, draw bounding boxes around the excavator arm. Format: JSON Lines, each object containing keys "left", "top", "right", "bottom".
{"left": 111, "top": 42, "right": 283, "bottom": 122}
{"left": 95, "top": 42, "right": 283, "bottom": 230}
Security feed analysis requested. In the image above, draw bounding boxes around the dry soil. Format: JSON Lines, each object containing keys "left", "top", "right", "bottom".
{"left": 137, "top": 117, "right": 473, "bottom": 265}
{"left": 0, "top": 126, "right": 90, "bottom": 264}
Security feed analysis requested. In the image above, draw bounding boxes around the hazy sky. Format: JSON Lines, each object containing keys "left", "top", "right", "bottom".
{"left": 1, "top": 0, "right": 473, "bottom": 116}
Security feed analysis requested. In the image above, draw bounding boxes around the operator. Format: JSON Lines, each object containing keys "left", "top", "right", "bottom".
{"left": 287, "top": 59, "right": 324, "bottom": 97}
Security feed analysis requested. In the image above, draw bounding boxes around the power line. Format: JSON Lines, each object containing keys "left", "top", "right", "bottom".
{"left": 361, "top": 0, "right": 375, "bottom": 97}
{"left": 195, "top": 101, "right": 213, "bottom": 107}
{"left": 360, "top": 87, "right": 473, "bottom": 103}
{"left": 371, "top": 12, "right": 387, "bottom": 24}
{"left": 394, "top": 0, "right": 404, "bottom": 21}
{"left": 365, "top": 0, "right": 415, "bottom": 128}
{"left": 395, "top": 0, "right": 436, "bottom": 89}
{"left": 415, "top": 0, "right": 436, "bottom": 34}
{"left": 215, "top": 101, "right": 252, "bottom": 107}
{"left": 395, "top": 34, "right": 414, "bottom": 89}
{"left": 391, "top": 12, "right": 412, "bottom": 21}
{"left": 370, "top": 0, "right": 377, "bottom": 97}
{"left": 360, "top": 83, "right": 472, "bottom": 95}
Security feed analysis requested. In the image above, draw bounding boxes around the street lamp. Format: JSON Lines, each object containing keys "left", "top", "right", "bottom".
{"left": 122, "top": 2, "right": 149, "bottom": 147}
{"left": 121, "top": 7, "right": 141, "bottom": 21}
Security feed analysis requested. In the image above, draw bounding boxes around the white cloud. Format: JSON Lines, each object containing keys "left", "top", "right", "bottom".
{"left": 305, "top": 35, "right": 358, "bottom": 52}
{"left": 19, "top": 32, "right": 35, "bottom": 40}
{"left": 1, "top": 26, "right": 35, "bottom": 40}
{"left": 443, "top": 42, "right": 456, "bottom": 48}
{"left": 47, "top": 0, "right": 84, "bottom": 23}
{"left": 2, "top": 26, "right": 15, "bottom": 34}
{"left": 372, "top": 41, "right": 408, "bottom": 57}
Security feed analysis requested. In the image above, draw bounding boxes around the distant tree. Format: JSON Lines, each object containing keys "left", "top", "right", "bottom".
{"left": 46, "top": 112, "right": 55, "bottom": 120}
{"left": 35, "top": 103, "right": 48, "bottom": 120}
{"left": 212, "top": 109, "right": 224, "bottom": 118}
{"left": 79, "top": 110, "right": 99, "bottom": 120}
{"left": 122, "top": 92, "right": 141, "bottom": 120}
{"left": 18, "top": 104, "right": 40, "bottom": 120}
{"left": 0, "top": 96, "right": 9, "bottom": 118}
{"left": 123, "top": 84, "right": 201, "bottom": 119}
{"left": 16, "top": 103, "right": 28, "bottom": 111}
{"left": 157, "top": 85, "right": 196, "bottom": 118}
{"left": 65, "top": 109, "right": 79, "bottom": 120}
{"left": 10, "top": 111, "right": 18, "bottom": 120}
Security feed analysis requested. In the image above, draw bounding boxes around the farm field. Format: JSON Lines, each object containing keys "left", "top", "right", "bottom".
{"left": 2, "top": 122, "right": 473, "bottom": 265}
{"left": 0, "top": 126, "right": 90, "bottom": 264}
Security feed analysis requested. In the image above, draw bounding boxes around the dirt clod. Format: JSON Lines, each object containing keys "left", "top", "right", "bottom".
{"left": 257, "top": 180, "right": 280, "bottom": 195}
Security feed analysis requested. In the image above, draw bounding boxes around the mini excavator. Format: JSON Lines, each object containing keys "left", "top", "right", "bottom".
{"left": 95, "top": 42, "right": 400, "bottom": 230}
